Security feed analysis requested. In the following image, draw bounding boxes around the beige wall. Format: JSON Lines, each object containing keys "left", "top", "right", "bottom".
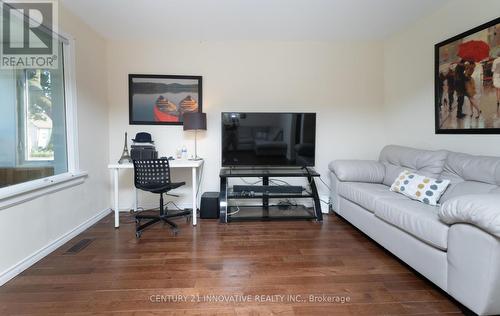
{"left": 384, "top": 0, "right": 500, "bottom": 156}
{"left": 0, "top": 6, "right": 109, "bottom": 275}
{"left": 106, "top": 40, "right": 386, "bottom": 209}
{"left": 6, "top": 0, "right": 500, "bottom": 280}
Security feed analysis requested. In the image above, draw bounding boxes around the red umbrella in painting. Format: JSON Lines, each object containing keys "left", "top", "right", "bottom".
{"left": 458, "top": 40, "right": 490, "bottom": 62}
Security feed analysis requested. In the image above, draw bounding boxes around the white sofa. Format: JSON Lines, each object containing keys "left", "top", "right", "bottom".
{"left": 329, "top": 145, "right": 500, "bottom": 315}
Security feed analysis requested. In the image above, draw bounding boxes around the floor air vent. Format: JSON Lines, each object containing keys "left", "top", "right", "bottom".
{"left": 64, "top": 238, "right": 94, "bottom": 255}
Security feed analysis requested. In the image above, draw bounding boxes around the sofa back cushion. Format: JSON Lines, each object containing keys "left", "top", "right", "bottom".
{"left": 440, "top": 152, "right": 500, "bottom": 202}
{"left": 379, "top": 145, "right": 448, "bottom": 187}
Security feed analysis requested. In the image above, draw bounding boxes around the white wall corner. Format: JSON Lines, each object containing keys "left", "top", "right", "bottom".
{"left": 0, "top": 208, "right": 112, "bottom": 286}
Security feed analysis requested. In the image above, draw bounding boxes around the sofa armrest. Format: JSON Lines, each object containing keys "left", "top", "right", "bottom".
{"left": 447, "top": 224, "right": 500, "bottom": 315}
{"left": 328, "top": 160, "right": 385, "bottom": 183}
{"left": 439, "top": 194, "right": 500, "bottom": 238}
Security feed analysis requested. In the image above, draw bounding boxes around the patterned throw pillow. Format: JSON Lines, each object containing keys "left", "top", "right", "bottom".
{"left": 390, "top": 170, "right": 450, "bottom": 206}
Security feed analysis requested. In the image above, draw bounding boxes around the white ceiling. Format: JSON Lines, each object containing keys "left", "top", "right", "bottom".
{"left": 61, "top": 0, "right": 449, "bottom": 41}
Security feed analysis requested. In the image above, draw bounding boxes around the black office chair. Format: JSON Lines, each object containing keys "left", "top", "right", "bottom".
{"left": 133, "top": 159, "right": 191, "bottom": 238}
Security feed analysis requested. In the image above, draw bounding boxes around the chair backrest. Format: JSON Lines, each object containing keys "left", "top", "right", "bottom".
{"left": 133, "top": 159, "right": 171, "bottom": 190}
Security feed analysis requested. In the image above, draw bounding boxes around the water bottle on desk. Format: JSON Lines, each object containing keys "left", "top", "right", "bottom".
{"left": 181, "top": 146, "right": 188, "bottom": 160}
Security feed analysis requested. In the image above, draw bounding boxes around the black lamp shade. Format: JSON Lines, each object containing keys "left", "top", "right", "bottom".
{"left": 183, "top": 112, "right": 207, "bottom": 131}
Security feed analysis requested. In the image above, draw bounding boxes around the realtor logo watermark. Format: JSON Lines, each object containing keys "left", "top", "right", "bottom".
{"left": 1, "top": 0, "right": 58, "bottom": 69}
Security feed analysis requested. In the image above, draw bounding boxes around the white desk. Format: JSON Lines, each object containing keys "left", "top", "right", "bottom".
{"left": 108, "top": 159, "right": 204, "bottom": 228}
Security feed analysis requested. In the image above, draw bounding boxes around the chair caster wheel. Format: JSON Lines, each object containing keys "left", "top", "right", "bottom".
{"left": 172, "top": 228, "right": 179, "bottom": 236}
{"left": 186, "top": 215, "right": 191, "bottom": 223}
{"left": 136, "top": 231, "right": 142, "bottom": 238}
{"left": 135, "top": 218, "right": 140, "bottom": 225}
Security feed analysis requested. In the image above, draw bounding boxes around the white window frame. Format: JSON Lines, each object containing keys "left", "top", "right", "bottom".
{"left": 0, "top": 31, "right": 87, "bottom": 210}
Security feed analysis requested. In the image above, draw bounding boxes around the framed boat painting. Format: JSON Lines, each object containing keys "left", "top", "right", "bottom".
{"left": 435, "top": 17, "right": 500, "bottom": 134}
{"left": 129, "top": 74, "right": 203, "bottom": 125}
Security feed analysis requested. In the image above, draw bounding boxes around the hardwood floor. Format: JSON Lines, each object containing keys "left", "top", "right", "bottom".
{"left": 0, "top": 213, "right": 464, "bottom": 315}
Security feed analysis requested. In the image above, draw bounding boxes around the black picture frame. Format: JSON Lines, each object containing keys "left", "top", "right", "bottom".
{"left": 435, "top": 17, "right": 500, "bottom": 134}
{"left": 129, "top": 74, "right": 203, "bottom": 125}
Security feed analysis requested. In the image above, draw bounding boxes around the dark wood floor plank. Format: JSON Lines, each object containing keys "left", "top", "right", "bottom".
{"left": 0, "top": 214, "right": 463, "bottom": 315}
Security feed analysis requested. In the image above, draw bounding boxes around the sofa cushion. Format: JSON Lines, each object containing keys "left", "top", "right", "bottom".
{"left": 337, "top": 182, "right": 406, "bottom": 212}
{"left": 379, "top": 145, "right": 448, "bottom": 187}
{"left": 440, "top": 152, "right": 500, "bottom": 203}
{"left": 374, "top": 198, "right": 449, "bottom": 250}
{"left": 390, "top": 170, "right": 450, "bottom": 206}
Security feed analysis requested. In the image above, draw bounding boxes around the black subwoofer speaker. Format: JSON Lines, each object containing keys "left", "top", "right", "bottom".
{"left": 200, "top": 192, "right": 220, "bottom": 219}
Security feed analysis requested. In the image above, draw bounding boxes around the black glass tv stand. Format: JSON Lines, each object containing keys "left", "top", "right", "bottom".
{"left": 219, "top": 167, "right": 323, "bottom": 223}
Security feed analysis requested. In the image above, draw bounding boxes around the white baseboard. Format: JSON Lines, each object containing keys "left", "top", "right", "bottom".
{"left": 0, "top": 208, "right": 112, "bottom": 286}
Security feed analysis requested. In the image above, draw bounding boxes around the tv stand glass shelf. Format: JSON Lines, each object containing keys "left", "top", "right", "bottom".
{"left": 219, "top": 167, "right": 323, "bottom": 223}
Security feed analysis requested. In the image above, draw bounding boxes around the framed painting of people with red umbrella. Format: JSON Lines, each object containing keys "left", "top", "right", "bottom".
{"left": 435, "top": 17, "right": 500, "bottom": 134}
{"left": 129, "top": 74, "right": 202, "bottom": 125}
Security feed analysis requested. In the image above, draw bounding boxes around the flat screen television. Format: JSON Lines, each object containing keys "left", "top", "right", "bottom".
{"left": 221, "top": 112, "right": 316, "bottom": 167}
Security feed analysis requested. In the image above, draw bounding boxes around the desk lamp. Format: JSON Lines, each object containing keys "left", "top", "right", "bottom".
{"left": 183, "top": 112, "right": 207, "bottom": 160}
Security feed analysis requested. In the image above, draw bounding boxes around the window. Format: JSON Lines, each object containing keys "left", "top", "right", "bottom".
{"left": 0, "top": 25, "right": 75, "bottom": 190}
{"left": 24, "top": 66, "right": 67, "bottom": 163}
